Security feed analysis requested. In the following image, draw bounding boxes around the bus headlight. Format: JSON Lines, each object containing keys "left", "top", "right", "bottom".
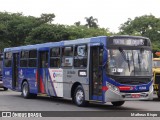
{"left": 107, "top": 83, "right": 119, "bottom": 93}
{"left": 149, "top": 84, "right": 153, "bottom": 93}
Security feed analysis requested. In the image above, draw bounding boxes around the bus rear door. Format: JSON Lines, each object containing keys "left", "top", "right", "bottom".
{"left": 38, "top": 49, "right": 49, "bottom": 94}
{"left": 12, "top": 52, "right": 19, "bottom": 89}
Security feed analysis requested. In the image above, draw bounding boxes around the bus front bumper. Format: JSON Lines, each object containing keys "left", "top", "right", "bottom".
{"left": 105, "top": 87, "right": 153, "bottom": 102}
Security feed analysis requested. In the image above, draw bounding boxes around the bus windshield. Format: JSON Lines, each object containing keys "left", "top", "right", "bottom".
{"left": 153, "top": 60, "right": 160, "bottom": 68}
{"left": 107, "top": 49, "right": 152, "bottom": 76}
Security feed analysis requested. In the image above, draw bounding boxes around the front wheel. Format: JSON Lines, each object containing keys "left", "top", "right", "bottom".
{"left": 111, "top": 101, "right": 125, "bottom": 106}
{"left": 73, "top": 85, "right": 87, "bottom": 107}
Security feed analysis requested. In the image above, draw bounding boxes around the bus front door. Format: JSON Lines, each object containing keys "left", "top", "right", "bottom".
{"left": 12, "top": 53, "right": 19, "bottom": 89}
{"left": 38, "top": 51, "right": 49, "bottom": 94}
{"left": 90, "top": 46, "right": 103, "bottom": 101}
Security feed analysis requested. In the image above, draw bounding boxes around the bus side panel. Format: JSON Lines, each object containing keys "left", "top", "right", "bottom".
{"left": 21, "top": 68, "right": 38, "bottom": 94}
{"left": 2, "top": 68, "right": 12, "bottom": 89}
{"left": 38, "top": 68, "right": 63, "bottom": 97}
{"left": 48, "top": 68, "right": 63, "bottom": 97}
{"left": 63, "top": 69, "right": 89, "bottom": 100}
{"left": 18, "top": 68, "right": 26, "bottom": 92}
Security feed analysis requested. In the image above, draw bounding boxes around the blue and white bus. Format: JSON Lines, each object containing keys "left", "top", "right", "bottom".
{"left": 2, "top": 36, "right": 153, "bottom": 106}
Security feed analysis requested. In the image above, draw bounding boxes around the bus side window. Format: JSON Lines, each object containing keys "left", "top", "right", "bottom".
{"left": 20, "top": 51, "right": 28, "bottom": 67}
{"left": 4, "top": 52, "right": 12, "bottom": 67}
{"left": 28, "top": 50, "right": 37, "bottom": 67}
{"left": 50, "top": 47, "right": 61, "bottom": 68}
{"left": 74, "top": 45, "right": 87, "bottom": 68}
{"left": 61, "top": 46, "right": 73, "bottom": 67}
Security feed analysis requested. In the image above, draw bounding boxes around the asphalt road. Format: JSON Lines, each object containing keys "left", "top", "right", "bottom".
{"left": 0, "top": 89, "right": 160, "bottom": 119}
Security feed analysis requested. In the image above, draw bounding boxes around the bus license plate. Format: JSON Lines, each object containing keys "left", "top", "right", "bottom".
{"left": 131, "top": 94, "right": 140, "bottom": 98}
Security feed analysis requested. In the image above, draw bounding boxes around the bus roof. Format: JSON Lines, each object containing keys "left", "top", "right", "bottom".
{"left": 109, "top": 35, "right": 150, "bottom": 40}
{"left": 3, "top": 35, "right": 150, "bottom": 52}
{"left": 4, "top": 36, "right": 107, "bottom": 52}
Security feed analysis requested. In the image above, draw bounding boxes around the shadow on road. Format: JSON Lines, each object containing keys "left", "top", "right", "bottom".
{"left": 10, "top": 94, "right": 145, "bottom": 111}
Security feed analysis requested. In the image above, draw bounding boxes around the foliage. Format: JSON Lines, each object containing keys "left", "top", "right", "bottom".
{"left": 74, "top": 21, "right": 81, "bottom": 26}
{"left": 0, "top": 12, "right": 110, "bottom": 51}
{"left": 0, "top": 12, "right": 44, "bottom": 50}
{"left": 119, "top": 15, "right": 160, "bottom": 51}
{"left": 66, "top": 25, "right": 110, "bottom": 40}
{"left": 3, "top": 12, "right": 160, "bottom": 52}
{"left": 25, "top": 24, "right": 69, "bottom": 44}
{"left": 85, "top": 16, "right": 98, "bottom": 28}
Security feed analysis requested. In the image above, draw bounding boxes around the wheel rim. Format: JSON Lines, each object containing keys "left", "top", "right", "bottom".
{"left": 23, "top": 83, "right": 28, "bottom": 97}
{"left": 76, "top": 89, "right": 84, "bottom": 105}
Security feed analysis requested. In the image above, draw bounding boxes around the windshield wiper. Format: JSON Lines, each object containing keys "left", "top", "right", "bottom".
{"left": 119, "top": 47, "right": 130, "bottom": 72}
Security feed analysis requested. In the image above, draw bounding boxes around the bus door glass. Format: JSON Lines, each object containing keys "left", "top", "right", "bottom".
{"left": 38, "top": 50, "right": 49, "bottom": 94}
{"left": 12, "top": 53, "right": 19, "bottom": 89}
{"left": 90, "top": 45, "right": 103, "bottom": 101}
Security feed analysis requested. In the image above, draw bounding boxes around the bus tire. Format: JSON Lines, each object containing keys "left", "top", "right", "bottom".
{"left": 3, "top": 87, "right": 8, "bottom": 91}
{"left": 74, "top": 85, "right": 87, "bottom": 107}
{"left": 111, "top": 101, "right": 125, "bottom": 106}
{"left": 22, "top": 81, "right": 31, "bottom": 99}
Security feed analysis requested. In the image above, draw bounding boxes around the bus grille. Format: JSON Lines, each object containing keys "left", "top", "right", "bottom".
{"left": 116, "top": 78, "right": 151, "bottom": 85}
{"left": 155, "top": 73, "right": 160, "bottom": 84}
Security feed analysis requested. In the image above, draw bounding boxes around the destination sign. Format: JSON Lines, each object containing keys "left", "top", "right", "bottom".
{"left": 113, "top": 39, "right": 144, "bottom": 46}
{"left": 108, "top": 37, "right": 150, "bottom": 46}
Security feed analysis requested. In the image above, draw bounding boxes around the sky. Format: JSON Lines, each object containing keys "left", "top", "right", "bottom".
{"left": 0, "top": 0, "right": 160, "bottom": 33}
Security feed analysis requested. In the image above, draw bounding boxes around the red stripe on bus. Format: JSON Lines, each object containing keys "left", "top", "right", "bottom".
{"left": 102, "top": 86, "right": 108, "bottom": 91}
{"left": 40, "top": 77, "right": 45, "bottom": 93}
{"left": 118, "top": 86, "right": 131, "bottom": 91}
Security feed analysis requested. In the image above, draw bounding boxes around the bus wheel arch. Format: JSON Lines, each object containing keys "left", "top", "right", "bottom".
{"left": 21, "top": 80, "right": 31, "bottom": 99}
{"left": 71, "top": 82, "right": 88, "bottom": 106}
{"left": 21, "top": 79, "right": 37, "bottom": 99}
{"left": 21, "top": 79, "right": 28, "bottom": 91}
{"left": 71, "top": 82, "right": 81, "bottom": 99}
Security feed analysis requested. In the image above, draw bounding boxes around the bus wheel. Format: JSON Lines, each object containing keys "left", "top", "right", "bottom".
{"left": 3, "top": 87, "right": 8, "bottom": 91}
{"left": 111, "top": 101, "right": 125, "bottom": 106}
{"left": 74, "top": 85, "right": 87, "bottom": 107}
{"left": 22, "top": 81, "right": 31, "bottom": 99}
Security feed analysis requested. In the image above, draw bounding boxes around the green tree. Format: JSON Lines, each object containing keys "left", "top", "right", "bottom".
{"left": 119, "top": 15, "right": 160, "bottom": 51}
{"left": 85, "top": 16, "right": 98, "bottom": 28}
{"left": 39, "top": 13, "right": 55, "bottom": 24}
{"left": 25, "top": 24, "right": 69, "bottom": 44}
{"left": 0, "top": 12, "right": 57, "bottom": 50}
{"left": 0, "top": 12, "right": 42, "bottom": 49}
{"left": 74, "top": 21, "right": 81, "bottom": 26}
{"left": 0, "top": 11, "right": 111, "bottom": 51}
{"left": 66, "top": 25, "right": 110, "bottom": 40}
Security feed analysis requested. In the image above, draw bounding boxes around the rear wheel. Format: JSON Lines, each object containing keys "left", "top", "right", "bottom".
{"left": 111, "top": 101, "right": 125, "bottom": 106}
{"left": 73, "top": 85, "right": 87, "bottom": 107}
{"left": 22, "top": 81, "right": 31, "bottom": 99}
